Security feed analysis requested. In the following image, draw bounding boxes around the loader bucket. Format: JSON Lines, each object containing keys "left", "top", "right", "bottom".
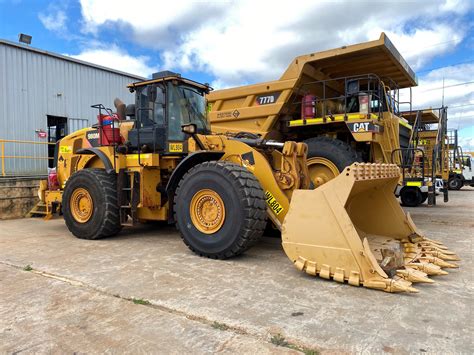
{"left": 282, "top": 163, "right": 459, "bottom": 293}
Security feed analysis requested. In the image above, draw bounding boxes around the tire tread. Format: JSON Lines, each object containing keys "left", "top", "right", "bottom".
{"left": 174, "top": 161, "right": 266, "bottom": 259}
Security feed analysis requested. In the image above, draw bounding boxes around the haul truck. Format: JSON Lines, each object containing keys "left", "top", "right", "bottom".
{"left": 445, "top": 130, "right": 474, "bottom": 190}
{"left": 207, "top": 33, "right": 418, "bottom": 194}
{"left": 397, "top": 107, "right": 450, "bottom": 206}
{"left": 37, "top": 72, "right": 459, "bottom": 293}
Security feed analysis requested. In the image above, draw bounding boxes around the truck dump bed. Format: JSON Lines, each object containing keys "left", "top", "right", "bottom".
{"left": 280, "top": 32, "right": 417, "bottom": 88}
{"left": 208, "top": 33, "right": 417, "bottom": 137}
{"left": 402, "top": 109, "right": 440, "bottom": 124}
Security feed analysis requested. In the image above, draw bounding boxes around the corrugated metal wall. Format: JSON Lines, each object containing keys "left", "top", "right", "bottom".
{"left": 0, "top": 41, "right": 142, "bottom": 176}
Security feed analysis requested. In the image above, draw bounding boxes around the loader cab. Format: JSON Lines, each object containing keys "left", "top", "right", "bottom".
{"left": 127, "top": 72, "right": 211, "bottom": 154}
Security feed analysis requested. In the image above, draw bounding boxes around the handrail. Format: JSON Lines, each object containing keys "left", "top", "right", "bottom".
{"left": 0, "top": 139, "right": 55, "bottom": 177}
{"left": 295, "top": 73, "right": 392, "bottom": 121}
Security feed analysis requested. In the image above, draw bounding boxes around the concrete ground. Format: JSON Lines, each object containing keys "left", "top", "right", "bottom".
{"left": 0, "top": 189, "right": 472, "bottom": 354}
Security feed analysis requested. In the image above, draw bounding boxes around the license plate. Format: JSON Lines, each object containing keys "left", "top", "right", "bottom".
{"left": 264, "top": 190, "right": 284, "bottom": 215}
{"left": 169, "top": 142, "right": 183, "bottom": 153}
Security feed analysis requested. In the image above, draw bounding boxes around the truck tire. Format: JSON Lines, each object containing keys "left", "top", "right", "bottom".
{"left": 420, "top": 192, "right": 428, "bottom": 204}
{"left": 304, "top": 136, "right": 362, "bottom": 188}
{"left": 63, "top": 169, "right": 122, "bottom": 240}
{"left": 448, "top": 176, "right": 463, "bottom": 190}
{"left": 174, "top": 161, "right": 267, "bottom": 259}
{"left": 400, "top": 186, "right": 423, "bottom": 207}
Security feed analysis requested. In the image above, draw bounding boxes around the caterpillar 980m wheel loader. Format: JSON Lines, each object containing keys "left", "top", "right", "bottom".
{"left": 206, "top": 33, "right": 424, "bottom": 196}
{"left": 39, "top": 72, "right": 459, "bottom": 293}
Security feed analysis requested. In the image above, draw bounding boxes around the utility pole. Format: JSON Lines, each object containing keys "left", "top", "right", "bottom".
{"left": 442, "top": 77, "right": 445, "bottom": 106}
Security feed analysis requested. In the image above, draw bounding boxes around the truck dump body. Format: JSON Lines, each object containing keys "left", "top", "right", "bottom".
{"left": 208, "top": 33, "right": 417, "bottom": 138}
{"left": 280, "top": 33, "right": 417, "bottom": 87}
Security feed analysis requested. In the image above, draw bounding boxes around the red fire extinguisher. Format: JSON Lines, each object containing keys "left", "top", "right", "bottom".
{"left": 98, "top": 114, "right": 122, "bottom": 145}
{"left": 302, "top": 94, "right": 316, "bottom": 120}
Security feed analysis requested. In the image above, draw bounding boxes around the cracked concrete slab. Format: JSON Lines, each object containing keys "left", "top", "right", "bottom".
{"left": 0, "top": 264, "right": 296, "bottom": 354}
{"left": 0, "top": 189, "right": 472, "bottom": 353}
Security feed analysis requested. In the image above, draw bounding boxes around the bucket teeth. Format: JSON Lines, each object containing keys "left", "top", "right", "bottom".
{"left": 420, "top": 241, "right": 449, "bottom": 250}
{"left": 423, "top": 238, "right": 448, "bottom": 249}
{"left": 427, "top": 251, "right": 460, "bottom": 261}
{"left": 388, "top": 279, "right": 419, "bottom": 293}
{"left": 405, "top": 242, "right": 459, "bottom": 261}
{"left": 421, "top": 245, "right": 458, "bottom": 256}
{"left": 406, "top": 262, "right": 449, "bottom": 276}
{"left": 397, "top": 268, "right": 434, "bottom": 283}
{"left": 419, "top": 256, "right": 459, "bottom": 269}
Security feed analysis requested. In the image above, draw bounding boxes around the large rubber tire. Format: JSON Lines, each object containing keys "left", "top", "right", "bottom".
{"left": 420, "top": 192, "right": 428, "bottom": 204}
{"left": 63, "top": 169, "right": 122, "bottom": 240}
{"left": 174, "top": 161, "right": 267, "bottom": 259}
{"left": 400, "top": 186, "right": 423, "bottom": 207}
{"left": 304, "top": 136, "right": 362, "bottom": 187}
{"left": 448, "top": 176, "right": 463, "bottom": 190}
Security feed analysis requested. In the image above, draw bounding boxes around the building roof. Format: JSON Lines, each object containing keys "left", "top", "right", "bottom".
{"left": 0, "top": 39, "right": 146, "bottom": 81}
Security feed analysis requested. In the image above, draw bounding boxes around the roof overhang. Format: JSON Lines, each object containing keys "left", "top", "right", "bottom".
{"left": 280, "top": 33, "right": 417, "bottom": 89}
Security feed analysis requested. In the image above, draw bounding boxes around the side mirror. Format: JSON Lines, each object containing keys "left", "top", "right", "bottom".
{"left": 182, "top": 123, "right": 197, "bottom": 135}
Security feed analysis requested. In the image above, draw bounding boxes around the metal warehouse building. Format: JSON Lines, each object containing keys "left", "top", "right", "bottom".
{"left": 0, "top": 39, "right": 145, "bottom": 176}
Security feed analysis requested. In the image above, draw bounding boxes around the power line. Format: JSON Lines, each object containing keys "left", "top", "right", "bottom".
{"left": 449, "top": 115, "right": 474, "bottom": 120}
{"left": 416, "top": 59, "right": 474, "bottom": 74}
{"left": 448, "top": 103, "right": 474, "bottom": 108}
{"left": 422, "top": 81, "right": 474, "bottom": 91}
{"left": 404, "top": 39, "right": 462, "bottom": 55}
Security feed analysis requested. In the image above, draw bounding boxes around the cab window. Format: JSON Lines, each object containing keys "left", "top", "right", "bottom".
{"left": 167, "top": 82, "right": 210, "bottom": 141}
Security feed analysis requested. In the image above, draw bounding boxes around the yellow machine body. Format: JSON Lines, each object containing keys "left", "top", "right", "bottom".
{"left": 206, "top": 33, "right": 417, "bottom": 185}
{"left": 38, "top": 73, "right": 458, "bottom": 293}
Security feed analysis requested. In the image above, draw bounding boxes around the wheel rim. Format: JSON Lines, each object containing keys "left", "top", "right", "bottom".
{"left": 449, "top": 179, "right": 460, "bottom": 189}
{"left": 307, "top": 157, "right": 340, "bottom": 188}
{"left": 190, "top": 189, "right": 226, "bottom": 234}
{"left": 70, "top": 188, "right": 93, "bottom": 223}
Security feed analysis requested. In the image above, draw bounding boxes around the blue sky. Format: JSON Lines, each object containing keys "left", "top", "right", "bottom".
{"left": 1, "top": 0, "right": 473, "bottom": 148}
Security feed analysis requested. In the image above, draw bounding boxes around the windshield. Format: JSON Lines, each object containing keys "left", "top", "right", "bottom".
{"left": 168, "top": 83, "right": 210, "bottom": 141}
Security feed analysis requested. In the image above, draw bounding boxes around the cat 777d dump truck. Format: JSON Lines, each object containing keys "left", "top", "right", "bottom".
{"left": 38, "top": 72, "right": 458, "bottom": 293}
{"left": 207, "top": 33, "right": 419, "bottom": 199}
{"left": 397, "top": 108, "right": 450, "bottom": 206}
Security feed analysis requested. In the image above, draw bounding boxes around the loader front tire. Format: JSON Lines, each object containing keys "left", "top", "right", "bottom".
{"left": 63, "top": 169, "right": 122, "bottom": 240}
{"left": 174, "top": 161, "right": 267, "bottom": 259}
{"left": 304, "top": 136, "right": 362, "bottom": 188}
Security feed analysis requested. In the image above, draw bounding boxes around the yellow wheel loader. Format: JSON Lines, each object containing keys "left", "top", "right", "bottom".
{"left": 39, "top": 72, "right": 459, "bottom": 293}
{"left": 206, "top": 33, "right": 420, "bottom": 193}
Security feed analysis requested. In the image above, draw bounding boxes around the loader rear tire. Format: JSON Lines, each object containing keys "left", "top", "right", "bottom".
{"left": 304, "top": 136, "right": 362, "bottom": 188}
{"left": 63, "top": 169, "right": 122, "bottom": 240}
{"left": 400, "top": 186, "right": 423, "bottom": 207}
{"left": 174, "top": 161, "right": 267, "bottom": 259}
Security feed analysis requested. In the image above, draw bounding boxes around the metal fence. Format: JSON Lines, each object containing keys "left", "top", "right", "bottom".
{"left": 0, "top": 139, "right": 55, "bottom": 177}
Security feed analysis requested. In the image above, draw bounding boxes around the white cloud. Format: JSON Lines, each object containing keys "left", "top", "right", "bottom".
{"left": 66, "top": 45, "right": 158, "bottom": 77}
{"left": 458, "top": 132, "right": 474, "bottom": 151}
{"left": 399, "top": 63, "right": 474, "bottom": 131}
{"left": 77, "top": 0, "right": 472, "bottom": 88}
{"left": 374, "top": 26, "right": 464, "bottom": 70}
{"left": 39, "top": 8, "right": 67, "bottom": 32}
